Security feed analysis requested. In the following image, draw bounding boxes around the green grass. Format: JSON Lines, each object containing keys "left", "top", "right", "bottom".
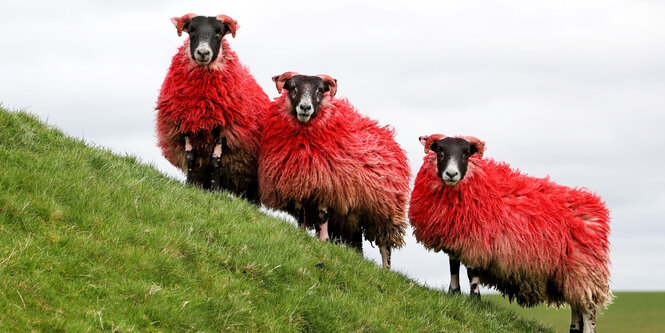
{"left": 0, "top": 107, "right": 551, "bottom": 332}
{"left": 485, "top": 292, "right": 665, "bottom": 333}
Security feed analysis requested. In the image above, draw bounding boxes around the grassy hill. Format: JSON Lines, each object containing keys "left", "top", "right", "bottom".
{"left": 0, "top": 108, "right": 551, "bottom": 332}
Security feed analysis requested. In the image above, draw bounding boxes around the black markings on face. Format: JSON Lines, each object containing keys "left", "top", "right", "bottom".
{"left": 429, "top": 137, "right": 479, "bottom": 185}
{"left": 186, "top": 16, "right": 228, "bottom": 65}
{"left": 282, "top": 75, "right": 330, "bottom": 122}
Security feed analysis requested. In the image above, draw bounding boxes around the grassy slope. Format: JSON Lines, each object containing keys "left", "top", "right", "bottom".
{"left": 0, "top": 108, "right": 551, "bottom": 332}
{"left": 486, "top": 292, "right": 665, "bottom": 333}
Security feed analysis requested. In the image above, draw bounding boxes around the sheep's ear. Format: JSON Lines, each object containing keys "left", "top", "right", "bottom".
{"left": 419, "top": 135, "right": 429, "bottom": 147}
{"left": 429, "top": 141, "right": 441, "bottom": 153}
{"left": 216, "top": 15, "right": 239, "bottom": 38}
{"left": 171, "top": 13, "right": 197, "bottom": 37}
{"left": 272, "top": 72, "right": 299, "bottom": 93}
{"left": 423, "top": 134, "right": 446, "bottom": 153}
{"left": 465, "top": 136, "right": 486, "bottom": 159}
{"left": 317, "top": 74, "right": 337, "bottom": 98}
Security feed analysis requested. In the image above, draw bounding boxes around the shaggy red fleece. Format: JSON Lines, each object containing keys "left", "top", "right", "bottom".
{"left": 259, "top": 94, "right": 411, "bottom": 247}
{"left": 156, "top": 39, "right": 269, "bottom": 199}
{"left": 409, "top": 145, "right": 612, "bottom": 311}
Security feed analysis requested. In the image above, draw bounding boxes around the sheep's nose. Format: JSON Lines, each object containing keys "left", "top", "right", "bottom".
{"left": 197, "top": 49, "right": 211, "bottom": 57}
{"left": 299, "top": 104, "right": 312, "bottom": 112}
{"left": 446, "top": 171, "right": 458, "bottom": 178}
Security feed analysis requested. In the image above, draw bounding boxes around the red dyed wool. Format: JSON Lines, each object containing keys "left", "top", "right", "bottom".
{"left": 156, "top": 39, "right": 269, "bottom": 200}
{"left": 259, "top": 94, "right": 411, "bottom": 247}
{"left": 409, "top": 148, "right": 612, "bottom": 312}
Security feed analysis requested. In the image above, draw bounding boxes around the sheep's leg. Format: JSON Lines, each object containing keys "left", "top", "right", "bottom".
{"left": 579, "top": 309, "right": 596, "bottom": 333}
{"left": 448, "top": 257, "right": 461, "bottom": 294}
{"left": 467, "top": 267, "right": 481, "bottom": 300}
{"left": 379, "top": 245, "right": 391, "bottom": 270}
{"left": 570, "top": 309, "right": 583, "bottom": 333}
{"left": 210, "top": 128, "right": 223, "bottom": 191}
{"left": 570, "top": 307, "right": 597, "bottom": 333}
{"left": 185, "top": 136, "right": 195, "bottom": 184}
{"left": 350, "top": 229, "right": 363, "bottom": 254}
{"left": 344, "top": 214, "right": 363, "bottom": 253}
{"left": 317, "top": 207, "right": 330, "bottom": 242}
{"left": 294, "top": 201, "right": 306, "bottom": 230}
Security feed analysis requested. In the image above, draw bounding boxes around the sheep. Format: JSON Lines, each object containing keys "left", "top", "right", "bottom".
{"left": 156, "top": 14, "right": 269, "bottom": 203}
{"left": 408, "top": 134, "right": 612, "bottom": 333}
{"left": 258, "top": 72, "right": 411, "bottom": 269}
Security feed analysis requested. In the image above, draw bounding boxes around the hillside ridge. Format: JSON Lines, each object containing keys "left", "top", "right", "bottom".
{"left": 0, "top": 108, "right": 550, "bottom": 332}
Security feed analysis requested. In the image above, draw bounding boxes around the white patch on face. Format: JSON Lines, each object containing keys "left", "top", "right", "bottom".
{"left": 441, "top": 156, "right": 462, "bottom": 186}
{"left": 193, "top": 41, "right": 213, "bottom": 64}
{"left": 207, "top": 42, "right": 225, "bottom": 70}
{"left": 296, "top": 88, "right": 314, "bottom": 122}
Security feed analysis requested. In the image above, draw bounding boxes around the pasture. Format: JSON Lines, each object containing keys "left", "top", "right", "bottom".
{"left": 486, "top": 292, "right": 665, "bottom": 332}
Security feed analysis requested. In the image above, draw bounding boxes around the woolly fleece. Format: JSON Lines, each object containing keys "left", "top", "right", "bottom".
{"left": 156, "top": 39, "right": 269, "bottom": 200}
{"left": 409, "top": 145, "right": 612, "bottom": 312}
{"left": 259, "top": 94, "right": 411, "bottom": 247}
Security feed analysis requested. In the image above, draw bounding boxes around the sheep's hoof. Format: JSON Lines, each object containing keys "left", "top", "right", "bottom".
{"left": 470, "top": 292, "right": 481, "bottom": 301}
{"left": 448, "top": 287, "right": 461, "bottom": 295}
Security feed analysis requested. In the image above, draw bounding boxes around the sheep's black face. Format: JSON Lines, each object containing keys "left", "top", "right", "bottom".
{"left": 283, "top": 75, "right": 330, "bottom": 122}
{"left": 430, "top": 138, "right": 478, "bottom": 186}
{"left": 186, "top": 16, "right": 228, "bottom": 65}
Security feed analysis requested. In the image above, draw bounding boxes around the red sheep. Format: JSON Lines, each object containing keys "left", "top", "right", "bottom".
{"left": 156, "top": 14, "right": 269, "bottom": 202}
{"left": 258, "top": 72, "right": 411, "bottom": 269}
{"left": 409, "top": 134, "right": 612, "bottom": 333}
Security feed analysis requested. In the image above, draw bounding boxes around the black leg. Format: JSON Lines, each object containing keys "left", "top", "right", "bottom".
{"left": 185, "top": 136, "right": 195, "bottom": 185}
{"left": 295, "top": 203, "right": 306, "bottom": 229}
{"left": 448, "top": 258, "right": 461, "bottom": 294}
{"left": 350, "top": 229, "right": 363, "bottom": 254}
{"left": 210, "top": 128, "right": 223, "bottom": 191}
{"left": 570, "top": 309, "right": 583, "bottom": 333}
{"left": 467, "top": 267, "right": 481, "bottom": 300}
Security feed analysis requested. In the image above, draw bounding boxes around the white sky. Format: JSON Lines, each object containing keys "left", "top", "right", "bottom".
{"left": 1, "top": 0, "right": 664, "bottom": 292}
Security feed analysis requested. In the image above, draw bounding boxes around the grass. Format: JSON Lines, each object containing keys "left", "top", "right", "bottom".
{"left": 486, "top": 292, "right": 665, "bottom": 333}
{"left": 0, "top": 107, "right": 552, "bottom": 332}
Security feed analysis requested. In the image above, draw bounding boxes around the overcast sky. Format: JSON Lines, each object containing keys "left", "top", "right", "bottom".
{"left": 2, "top": 1, "right": 664, "bottom": 292}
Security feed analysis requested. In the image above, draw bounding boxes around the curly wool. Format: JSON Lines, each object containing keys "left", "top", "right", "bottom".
{"left": 156, "top": 39, "right": 269, "bottom": 199}
{"left": 259, "top": 94, "right": 411, "bottom": 247}
{"left": 409, "top": 152, "right": 612, "bottom": 312}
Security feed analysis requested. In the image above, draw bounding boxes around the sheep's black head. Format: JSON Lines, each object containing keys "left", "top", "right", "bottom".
{"left": 272, "top": 72, "right": 337, "bottom": 123}
{"left": 420, "top": 135, "right": 485, "bottom": 186}
{"left": 171, "top": 14, "right": 238, "bottom": 66}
